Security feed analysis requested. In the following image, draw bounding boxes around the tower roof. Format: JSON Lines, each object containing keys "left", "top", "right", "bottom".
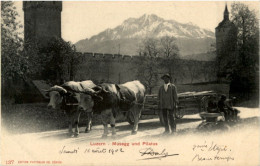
{"left": 224, "top": 4, "right": 229, "bottom": 13}
{"left": 216, "top": 4, "right": 232, "bottom": 29}
{"left": 224, "top": 4, "right": 229, "bottom": 20}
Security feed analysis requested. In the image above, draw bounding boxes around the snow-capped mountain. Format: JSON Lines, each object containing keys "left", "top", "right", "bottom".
{"left": 75, "top": 14, "right": 215, "bottom": 57}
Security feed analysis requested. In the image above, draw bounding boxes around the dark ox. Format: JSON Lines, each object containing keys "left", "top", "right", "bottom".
{"left": 78, "top": 80, "right": 145, "bottom": 138}
{"left": 45, "top": 80, "right": 96, "bottom": 137}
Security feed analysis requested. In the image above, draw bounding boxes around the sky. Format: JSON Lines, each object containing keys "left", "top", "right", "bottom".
{"left": 14, "top": 1, "right": 259, "bottom": 44}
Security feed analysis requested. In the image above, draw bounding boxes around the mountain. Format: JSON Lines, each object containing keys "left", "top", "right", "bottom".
{"left": 75, "top": 14, "right": 216, "bottom": 57}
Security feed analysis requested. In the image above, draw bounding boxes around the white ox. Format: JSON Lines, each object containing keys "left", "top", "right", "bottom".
{"left": 45, "top": 80, "right": 96, "bottom": 137}
{"left": 77, "top": 80, "right": 145, "bottom": 138}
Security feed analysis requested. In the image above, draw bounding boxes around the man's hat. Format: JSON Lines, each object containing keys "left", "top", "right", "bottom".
{"left": 161, "top": 74, "right": 171, "bottom": 79}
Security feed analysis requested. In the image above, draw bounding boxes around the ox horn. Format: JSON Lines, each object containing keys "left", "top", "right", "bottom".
{"left": 94, "top": 86, "right": 110, "bottom": 94}
{"left": 92, "top": 86, "right": 102, "bottom": 94}
{"left": 100, "top": 86, "right": 110, "bottom": 93}
{"left": 81, "top": 87, "right": 104, "bottom": 101}
{"left": 101, "top": 88, "right": 110, "bottom": 93}
{"left": 42, "top": 86, "right": 67, "bottom": 94}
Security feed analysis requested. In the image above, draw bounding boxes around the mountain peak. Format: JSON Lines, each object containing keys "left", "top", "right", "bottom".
{"left": 139, "top": 14, "right": 164, "bottom": 24}
{"left": 187, "top": 22, "right": 197, "bottom": 26}
{"left": 141, "top": 14, "right": 160, "bottom": 20}
{"left": 123, "top": 14, "right": 163, "bottom": 26}
{"left": 75, "top": 14, "right": 215, "bottom": 56}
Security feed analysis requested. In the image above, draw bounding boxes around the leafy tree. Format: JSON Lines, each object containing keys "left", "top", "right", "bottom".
{"left": 22, "top": 40, "right": 45, "bottom": 78}
{"left": 231, "top": 3, "right": 259, "bottom": 50}
{"left": 41, "top": 37, "right": 83, "bottom": 85}
{"left": 1, "top": 1, "right": 28, "bottom": 98}
{"left": 1, "top": 2, "right": 25, "bottom": 80}
{"left": 229, "top": 2, "right": 259, "bottom": 99}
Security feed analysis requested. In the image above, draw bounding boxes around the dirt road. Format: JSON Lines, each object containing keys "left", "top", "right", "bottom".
{"left": 1, "top": 107, "right": 259, "bottom": 166}
{"left": 3, "top": 107, "right": 259, "bottom": 142}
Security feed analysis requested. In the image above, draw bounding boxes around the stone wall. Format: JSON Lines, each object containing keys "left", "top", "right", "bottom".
{"left": 2, "top": 52, "right": 218, "bottom": 102}
{"left": 75, "top": 52, "right": 217, "bottom": 89}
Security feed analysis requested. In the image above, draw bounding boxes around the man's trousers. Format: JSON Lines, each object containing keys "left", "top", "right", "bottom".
{"left": 162, "top": 109, "right": 176, "bottom": 133}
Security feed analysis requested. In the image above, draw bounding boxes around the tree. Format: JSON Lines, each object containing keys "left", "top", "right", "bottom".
{"left": 136, "top": 56, "right": 159, "bottom": 94}
{"left": 137, "top": 37, "right": 160, "bottom": 94}
{"left": 1, "top": 1, "right": 29, "bottom": 98}
{"left": 138, "top": 37, "right": 160, "bottom": 57}
{"left": 231, "top": 3, "right": 259, "bottom": 50}
{"left": 159, "top": 35, "right": 179, "bottom": 58}
{"left": 229, "top": 2, "right": 259, "bottom": 99}
{"left": 136, "top": 36, "right": 180, "bottom": 93}
{"left": 231, "top": 2, "right": 258, "bottom": 71}
{"left": 158, "top": 35, "right": 180, "bottom": 78}
{"left": 22, "top": 39, "right": 45, "bottom": 78}
{"left": 1, "top": 2, "right": 25, "bottom": 79}
{"left": 41, "top": 37, "right": 83, "bottom": 85}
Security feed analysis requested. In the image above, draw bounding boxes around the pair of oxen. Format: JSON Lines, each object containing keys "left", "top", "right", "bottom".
{"left": 45, "top": 80, "right": 145, "bottom": 138}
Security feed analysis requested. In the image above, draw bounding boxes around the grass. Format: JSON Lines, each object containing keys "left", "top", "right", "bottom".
{"left": 2, "top": 103, "right": 69, "bottom": 134}
{"left": 1, "top": 102, "right": 157, "bottom": 135}
{"left": 1, "top": 103, "right": 112, "bottom": 134}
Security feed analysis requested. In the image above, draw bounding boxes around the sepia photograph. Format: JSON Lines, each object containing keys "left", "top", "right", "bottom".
{"left": 1, "top": 1, "right": 259, "bottom": 166}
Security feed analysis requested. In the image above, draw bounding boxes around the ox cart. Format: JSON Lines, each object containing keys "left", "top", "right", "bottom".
{"left": 126, "top": 91, "right": 219, "bottom": 125}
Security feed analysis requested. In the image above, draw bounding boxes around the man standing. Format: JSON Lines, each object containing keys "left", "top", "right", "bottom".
{"left": 158, "top": 74, "right": 178, "bottom": 135}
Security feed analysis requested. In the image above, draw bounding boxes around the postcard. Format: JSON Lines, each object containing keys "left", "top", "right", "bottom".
{"left": 1, "top": 1, "right": 259, "bottom": 166}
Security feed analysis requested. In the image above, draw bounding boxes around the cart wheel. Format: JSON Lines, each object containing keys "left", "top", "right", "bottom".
{"left": 158, "top": 110, "right": 165, "bottom": 126}
{"left": 175, "top": 108, "right": 184, "bottom": 119}
{"left": 127, "top": 111, "right": 135, "bottom": 125}
{"left": 197, "top": 122, "right": 207, "bottom": 131}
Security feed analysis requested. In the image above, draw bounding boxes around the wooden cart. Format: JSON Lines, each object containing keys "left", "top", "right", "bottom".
{"left": 133, "top": 91, "right": 219, "bottom": 125}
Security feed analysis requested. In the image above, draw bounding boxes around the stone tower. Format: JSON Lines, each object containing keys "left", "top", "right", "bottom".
{"left": 23, "top": 1, "right": 62, "bottom": 47}
{"left": 215, "top": 4, "right": 237, "bottom": 80}
{"left": 215, "top": 4, "right": 236, "bottom": 55}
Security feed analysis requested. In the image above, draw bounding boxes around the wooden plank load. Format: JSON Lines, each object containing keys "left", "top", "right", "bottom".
{"left": 142, "top": 95, "right": 158, "bottom": 115}
{"left": 142, "top": 91, "right": 218, "bottom": 117}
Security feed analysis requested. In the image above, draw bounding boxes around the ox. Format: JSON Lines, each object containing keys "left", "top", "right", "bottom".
{"left": 45, "top": 80, "right": 96, "bottom": 137}
{"left": 77, "top": 80, "right": 145, "bottom": 138}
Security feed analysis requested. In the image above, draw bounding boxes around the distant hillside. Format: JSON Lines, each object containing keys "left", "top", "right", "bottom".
{"left": 75, "top": 14, "right": 216, "bottom": 57}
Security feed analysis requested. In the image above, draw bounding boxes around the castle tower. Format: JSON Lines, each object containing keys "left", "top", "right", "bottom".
{"left": 215, "top": 4, "right": 237, "bottom": 81}
{"left": 215, "top": 4, "right": 236, "bottom": 55}
{"left": 23, "top": 1, "right": 62, "bottom": 47}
